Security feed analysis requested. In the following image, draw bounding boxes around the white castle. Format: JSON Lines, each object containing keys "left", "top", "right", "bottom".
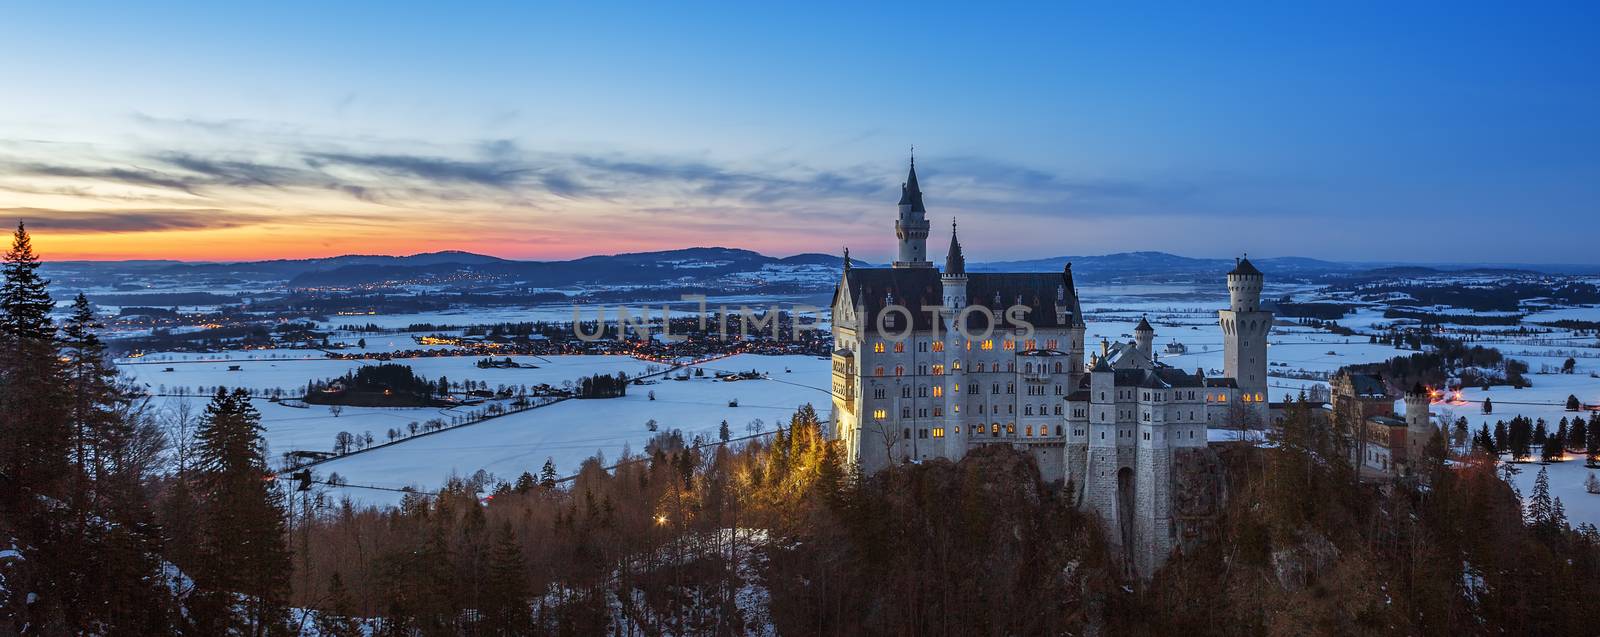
{"left": 829, "top": 158, "right": 1272, "bottom": 576}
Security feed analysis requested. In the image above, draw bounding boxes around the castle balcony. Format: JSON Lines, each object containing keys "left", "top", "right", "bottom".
{"left": 831, "top": 350, "right": 856, "bottom": 378}
{"left": 832, "top": 377, "right": 855, "bottom": 414}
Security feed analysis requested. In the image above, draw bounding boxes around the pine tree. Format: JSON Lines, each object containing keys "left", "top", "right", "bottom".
{"left": 314, "top": 572, "right": 364, "bottom": 637}
{"left": 1482, "top": 397, "right": 1493, "bottom": 414}
{"left": 187, "top": 388, "right": 292, "bottom": 635}
{"left": 719, "top": 419, "right": 731, "bottom": 443}
{"left": 479, "top": 521, "right": 531, "bottom": 634}
{"left": 1527, "top": 466, "right": 1553, "bottom": 524}
{"left": 1474, "top": 424, "right": 1496, "bottom": 455}
{"left": 1494, "top": 420, "right": 1509, "bottom": 454}
{"left": 515, "top": 471, "right": 536, "bottom": 493}
{"left": 1572, "top": 416, "right": 1589, "bottom": 453}
{"left": 1534, "top": 419, "right": 1549, "bottom": 446}
{"left": 1587, "top": 414, "right": 1600, "bottom": 467}
{"left": 540, "top": 457, "right": 558, "bottom": 489}
{"left": 0, "top": 222, "right": 54, "bottom": 342}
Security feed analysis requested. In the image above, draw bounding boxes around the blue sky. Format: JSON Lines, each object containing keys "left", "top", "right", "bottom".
{"left": 2, "top": 2, "right": 1597, "bottom": 262}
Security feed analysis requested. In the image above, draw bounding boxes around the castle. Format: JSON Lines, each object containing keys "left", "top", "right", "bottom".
{"left": 829, "top": 158, "right": 1271, "bottom": 576}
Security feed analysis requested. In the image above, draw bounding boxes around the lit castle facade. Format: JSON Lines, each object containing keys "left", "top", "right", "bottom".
{"left": 830, "top": 158, "right": 1271, "bottom": 576}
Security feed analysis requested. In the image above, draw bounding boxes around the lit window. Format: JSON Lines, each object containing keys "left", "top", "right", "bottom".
{"left": 1025, "top": 339, "right": 1036, "bottom": 350}
{"left": 895, "top": 366, "right": 904, "bottom": 376}
{"left": 932, "top": 342, "right": 945, "bottom": 352}
{"left": 932, "top": 386, "right": 944, "bottom": 398}
{"left": 1003, "top": 340, "right": 1015, "bottom": 351}
{"left": 953, "top": 404, "right": 959, "bottom": 414}
{"left": 1046, "top": 339, "right": 1058, "bottom": 350}
{"left": 872, "top": 409, "right": 887, "bottom": 419}
{"left": 1026, "top": 425, "right": 1033, "bottom": 436}
{"left": 894, "top": 342, "right": 905, "bottom": 353}
{"left": 954, "top": 425, "right": 961, "bottom": 434}
{"left": 874, "top": 366, "right": 884, "bottom": 377}
{"left": 873, "top": 342, "right": 885, "bottom": 353}
{"left": 1006, "top": 423, "right": 1016, "bottom": 435}
{"left": 933, "top": 365, "right": 945, "bottom": 376}
{"left": 953, "top": 360, "right": 961, "bottom": 370}
{"left": 932, "top": 428, "right": 945, "bottom": 438}
{"left": 981, "top": 340, "right": 994, "bottom": 351}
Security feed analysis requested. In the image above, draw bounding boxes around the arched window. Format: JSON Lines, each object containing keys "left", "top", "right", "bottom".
{"left": 894, "top": 366, "right": 904, "bottom": 377}
{"left": 874, "top": 366, "right": 884, "bottom": 377}
{"left": 873, "top": 342, "right": 885, "bottom": 353}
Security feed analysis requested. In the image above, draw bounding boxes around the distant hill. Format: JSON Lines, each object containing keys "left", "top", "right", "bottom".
{"left": 40, "top": 247, "right": 1599, "bottom": 294}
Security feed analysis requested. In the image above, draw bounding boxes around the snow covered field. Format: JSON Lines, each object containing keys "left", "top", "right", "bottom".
{"left": 305, "top": 354, "right": 830, "bottom": 506}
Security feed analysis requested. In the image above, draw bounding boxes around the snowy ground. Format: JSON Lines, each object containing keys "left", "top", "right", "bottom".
{"left": 297, "top": 354, "right": 829, "bottom": 506}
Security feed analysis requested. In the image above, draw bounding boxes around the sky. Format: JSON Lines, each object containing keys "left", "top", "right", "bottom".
{"left": 2, "top": 2, "right": 1597, "bottom": 264}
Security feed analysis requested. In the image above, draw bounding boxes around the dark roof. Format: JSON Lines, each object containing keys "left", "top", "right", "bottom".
{"left": 835, "top": 268, "right": 1084, "bottom": 334}
{"left": 1135, "top": 316, "right": 1153, "bottom": 332}
{"left": 1229, "top": 256, "right": 1262, "bottom": 277}
{"left": 897, "top": 159, "right": 926, "bottom": 213}
{"left": 1339, "top": 372, "right": 1391, "bottom": 398}
{"left": 944, "top": 221, "right": 965, "bottom": 276}
{"left": 1204, "top": 378, "right": 1238, "bottom": 388}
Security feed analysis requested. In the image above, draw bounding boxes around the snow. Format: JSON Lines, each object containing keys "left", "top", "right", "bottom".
{"left": 305, "top": 354, "right": 830, "bottom": 506}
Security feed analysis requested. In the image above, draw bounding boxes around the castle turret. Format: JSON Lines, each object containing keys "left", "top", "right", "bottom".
{"left": 1134, "top": 315, "right": 1155, "bottom": 360}
{"left": 1219, "top": 256, "right": 1271, "bottom": 420}
{"left": 941, "top": 219, "right": 967, "bottom": 309}
{"left": 893, "top": 154, "right": 933, "bottom": 269}
{"left": 1404, "top": 383, "right": 1434, "bottom": 466}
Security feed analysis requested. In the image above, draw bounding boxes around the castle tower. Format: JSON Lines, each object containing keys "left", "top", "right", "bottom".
{"left": 940, "top": 220, "right": 968, "bottom": 459}
{"left": 1134, "top": 315, "right": 1155, "bottom": 361}
{"left": 1403, "top": 383, "right": 1433, "bottom": 467}
{"left": 893, "top": 155, "right": 933, "bottom": 269}
{"left": 1219, "top": 256, "right": 1271, "bottom": 421}
{"left": 1058, "top": 263, "right": 1087, "bottom": 384}
{"left": 1085, "top": 358, "right": 1126, "bottom": 547}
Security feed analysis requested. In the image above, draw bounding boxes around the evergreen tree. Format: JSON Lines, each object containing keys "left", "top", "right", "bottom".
{"left": 1482, "top": 397, "right": 1493, "bottom": 414}
{"left": 1587, "top": 414, "right": 1600, "bottom": 467}
{"left": 313, "top": 572, "right": 363, "bottom": 637}
{"left": 478, "top": 521, "right": 531, "bottom": 634}
{"left": 186, "top": 388, "right": 292, "bottom": 635}
{"left": 1567, "top": 394, "right": 1582, "bottom": 411}
{"left": 1474, "top": 424, "right": 1496, "bottom": 455}
{"left": 719, "top": 419, "right": 731, "bottom": 443}
{"left": 1527, "top": 466, "right": 1554, "bottom": 524}
{"left": 1494, "top": 420, "right": 1508, "bottom": 454}
{"left": 0, "top": 222, "right": 54, "bottom": 341}
{"left": 540, "top": 457, "right": 558, "bottom": 489}
{"left": 1534, "top": 419, "right": 1549, "bottom": 446}
{"left": 515, "top": 471, "right": 537, "bottom": 493}
{"left": 1571, "top": 416, "right": 1588, "bottom": 453}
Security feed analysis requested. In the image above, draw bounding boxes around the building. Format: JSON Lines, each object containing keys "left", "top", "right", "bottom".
{"left": 1330, "top": 372, "right": 1437, "bottom": 478}
{"left": 830, "top": 157, "right": 1269, "bottom": 577}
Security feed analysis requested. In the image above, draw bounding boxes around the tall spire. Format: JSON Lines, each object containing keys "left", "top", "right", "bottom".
{"left": 897, "top": 151, "right": 925, "bottom": 213}
{"left": 944, "top": 217, "right": 965, "bottom": 276}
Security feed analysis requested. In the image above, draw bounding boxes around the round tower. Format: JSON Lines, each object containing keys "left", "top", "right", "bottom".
{"left": 1134, "top": 315, "right": 1155, "bottom": 360}
{"left": 1219, "top": 256, "right": 1271, "bottom": 416}
{"left": 941, "top": 219, "right": 967, "bottom": 309}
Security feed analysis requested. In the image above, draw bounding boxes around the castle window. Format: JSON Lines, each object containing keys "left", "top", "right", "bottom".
{"left": 1256, "top": 393, "right": 1265, "bottom": 402}
{"left": 933, "top": 407, "right": 943, "bottom": 417}
{"left": 932, "top": 427, "right": 945, "bottom": 438}
{"left": 918, "top": 429, "right": 928, "bottom": 439}
{"left": 895, "top": 366, "right": 904, "bottom": 377}
{"left": 991, "top": 423, "right": 1000, "bottom": 434}
{"left": 1007, "top": 362, "right": 1015, "bottom": 372}
{"left": 992, "top": 383, "right": 1000, "bottom": 394}
{"left": 981, "top": 339, "right": 994, "bottom": 351}
{"left": 932, "top": 386, "right": 943, "bottom": 397}
{"left": 902, "top": 407, "right": 911, "bottom": 418}
{"left": 1025, "top": 425, "right": 1033, "bottom": 436}
{"left": 1003, "top": 340, "right": 1015, "bottom": 351}
{"left": 933, "top": 365, "right": 945, "bottom": 376}
{"left": 953, "top": 405, "right": 959, "bottom": 414}
{"left": 873, "top": 388, "right": 886, "bottom": 399}
{"left": 903, "top": 386, "right": 912, "bottom": 398}
{"left": 953, "top": 360, "right": 961, "bottom": 370}
{"left": 919, "top": 386, "right": 928, "bottom": 397}
{"left": 1025, "top": 339, "right": 1036, "bottom": 350}
{"left": 1025, "top": 405, "right": 1034, "bottom": 415}
{"left": 1056, "top": 425, "right": 1063, "bottom": 435}
{"left": 904, "top": 428, "right": 911, "bottom": 439}
{"left": 1054, "top": 405, "right": 1062, "bottom": 415}
{"left": 872, "top": 409, "right": 887, "bottom": 419}
{"left": 975, "top": 362, "right": 985, "bottom": 372}
{"left": 1006, "top": 423, "right": 1015, "bottom": 435}
{"left": 874, "top": 366, "right": 884, "bottom": 377}
{"left": 1006, "top": 383, "right": 1015, "bottom": 394}
{"left": 1055, "top": 385, "right": 1063, "bottom": 395}
{"left": 873, "top": 342, "right": 885, "bottom": 353}
{"left": 1046, "top": 339, "right": 1058, "bottom": 350}
{"left": 954, "top": 425, "right": 961, "bottom": 434}
{"left": 1054, "top": 363, "right": 1063, "bottom": 373}
{"left": 932, "top": 341, "right": 944, "bottom": 352}
{"left": 893, "top": 342, "right": 905, "bottom": 353}
{"left": 918, "top": 341, "right": 928, "bottom": 353}
{"left": 969, "top": 384, "right": 978, "bottom": 395}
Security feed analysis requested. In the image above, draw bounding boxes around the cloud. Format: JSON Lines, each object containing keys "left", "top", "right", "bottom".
{"left": 306, "top": 152, "right": 530, "bottom": 188}
{"left": 1, "top": 208, "right": 257, "bottom": 233}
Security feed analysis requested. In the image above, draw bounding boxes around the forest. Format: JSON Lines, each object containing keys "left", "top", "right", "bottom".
{"left": 5, "top": 221, "right": 1600, "bottom": 635}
